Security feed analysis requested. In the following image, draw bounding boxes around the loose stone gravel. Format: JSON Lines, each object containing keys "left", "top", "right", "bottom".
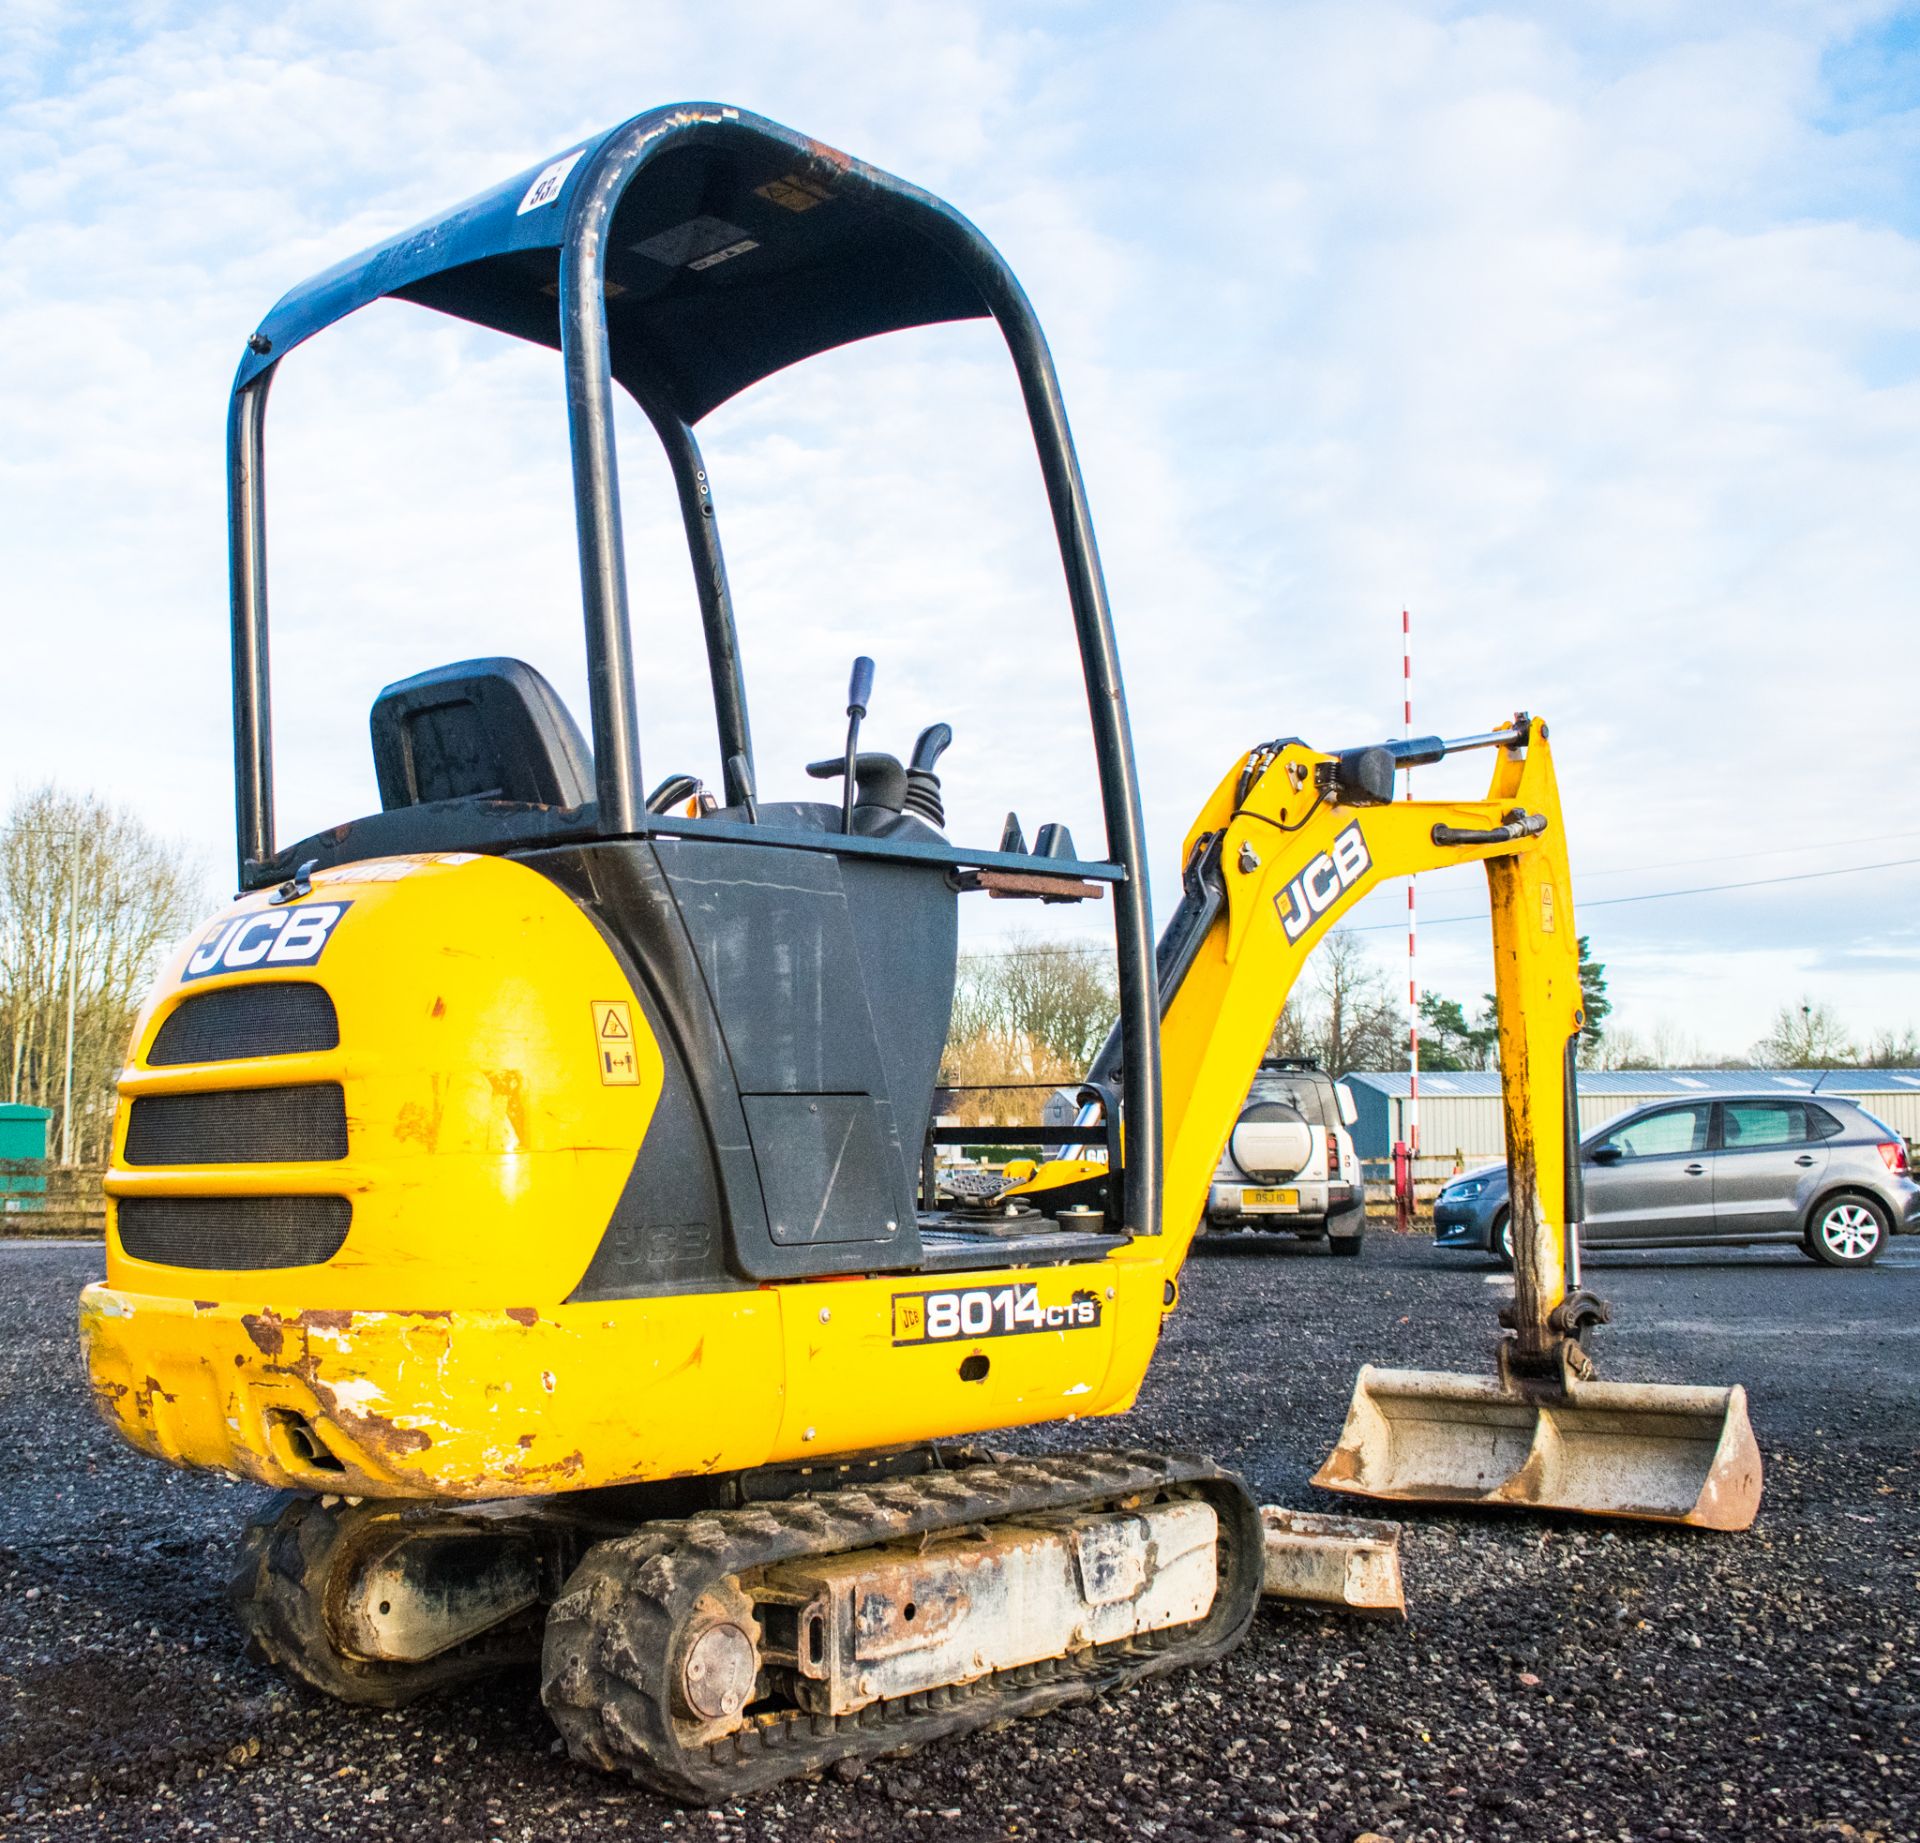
{"left": 1, "top": 1234, "right": 1914, "bottom": 1842}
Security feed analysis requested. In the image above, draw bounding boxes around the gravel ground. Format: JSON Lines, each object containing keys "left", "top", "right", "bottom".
{"left": 2, "top": 1233, "right": 1916, "bottom": 1843}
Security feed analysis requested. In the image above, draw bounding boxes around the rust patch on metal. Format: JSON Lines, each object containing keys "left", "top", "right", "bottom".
{"left": 504, "top": 1307, "right": 538, "bottom": 1327}
{"left": 485, "top": 1069, "right": 530, "bottom": 1149}
{"left": 1317, "top": 1443, "right": 1362, "bottom": 1484}
{"left": 132, "top": 1374, "right": 177, "bottom": 1422}
{"left": 312, "top": 1384, "right": 432, "bottom": 1459}
{"left": 240, "top": 1313, "right": 284, "bottom": 1357}
{"left": 430, "top": 996, "right": 446, "bottom": 1018}
{"left": 661, "top": 1336, "right": 706, "bottom": 1380}
{"left": 510, "top": 1448, "right": 584, "bottom": 1485}
{"left": 192, "top": 1300, "right": 217, "bottom": 1313}
{"left": 393, "top": 1073, "right": 449, "bottom": 1151}
{"left": 301, "top": 1309, "right": 354, "bottom": 1333}
{"left": 802, "top": 136, "right": 855, "bottom": 173}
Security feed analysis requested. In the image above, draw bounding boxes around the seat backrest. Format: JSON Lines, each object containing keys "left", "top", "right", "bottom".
{"left": 371, "top": 658, "right": 593, "bottom": 812}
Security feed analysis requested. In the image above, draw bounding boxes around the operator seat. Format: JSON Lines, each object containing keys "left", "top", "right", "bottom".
{"left": 371, "top": 657, "right": 593, "bottom": 814}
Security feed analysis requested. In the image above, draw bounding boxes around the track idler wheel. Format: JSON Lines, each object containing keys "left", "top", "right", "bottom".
{"left": 231, "top": 1492, "right": 547, "bottom": 1707}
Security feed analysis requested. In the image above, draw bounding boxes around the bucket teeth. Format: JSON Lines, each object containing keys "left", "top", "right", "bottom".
{"left": 1311, "top": 1365, "right": 1764, "bottom": 1531}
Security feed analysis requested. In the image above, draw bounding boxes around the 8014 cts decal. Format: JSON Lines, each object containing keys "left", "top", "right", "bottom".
{"left": 892, "top": 1283, "right": 1102, "bottom": 1346}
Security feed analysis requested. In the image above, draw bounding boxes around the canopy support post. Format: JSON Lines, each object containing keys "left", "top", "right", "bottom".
{"left": 229, "top": 370, "right": 276, "bottom": 883}
{"left": 641, "top": 402, "right": 755, "bottom": 807}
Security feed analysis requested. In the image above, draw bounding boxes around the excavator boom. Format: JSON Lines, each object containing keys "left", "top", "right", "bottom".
{"left": 1012, "top": 713, "right": 1761, "bottom": 1530}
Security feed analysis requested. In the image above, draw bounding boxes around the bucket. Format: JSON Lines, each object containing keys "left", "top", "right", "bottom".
{"left": 1311, "top": 1365, "right": 1762, "bottom": 1531}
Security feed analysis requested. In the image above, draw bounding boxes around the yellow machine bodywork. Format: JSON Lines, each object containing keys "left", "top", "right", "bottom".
{"left": 85, "top": 722, "right": 1593, "bottom": 1506}
{"left": 82, "top": 851, "right": 1165, "bottom": 1499}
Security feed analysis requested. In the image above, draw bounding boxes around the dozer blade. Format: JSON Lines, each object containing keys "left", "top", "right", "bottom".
{"left": 1259, "top": 1507, "right": 1406, "bottom": 1617}
{"left": 1311, "top": 1365, "right": 1763, "bottom": 1531}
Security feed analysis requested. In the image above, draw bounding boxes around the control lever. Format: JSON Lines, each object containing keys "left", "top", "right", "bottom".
{"left": 806, "top": 752, "right": 908, "bottom": 816}
{"left": 904, "top": 723, "right": 953, "bottom": 828}
{"left": 839, "top": 656, "right": 875, "bottom": 834}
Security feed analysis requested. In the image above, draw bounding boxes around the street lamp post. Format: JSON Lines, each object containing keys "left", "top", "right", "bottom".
{"left": 4, "top": 821, "right": 85, "bottom": 1164}
{"left": 60, "top": 847, "right": 78, "bottom": 1166}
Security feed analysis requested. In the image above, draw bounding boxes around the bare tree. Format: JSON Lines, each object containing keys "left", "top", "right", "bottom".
{"left": 1267, "top": 930, "right": 1404, "bottom": 1078}
{"left": 941, "top": 936, "right": 1117, "bottom": 1127}
{"left": 1751, "top": 998, "right": 1854, "bottom": 1069}
{"left": 1586, "top": 1016, "right": 1712, "bottom": 1071}
{"left": 1860, "top": 1024, "right": 1920, "bottom": 1067}
{"left": 0, "top": 786, "right": 204, "bottom": 1167}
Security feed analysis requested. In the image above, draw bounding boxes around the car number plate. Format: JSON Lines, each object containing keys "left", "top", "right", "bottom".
{"left": 1244, "top": 1188, "right": 1300, "bottom": 1209}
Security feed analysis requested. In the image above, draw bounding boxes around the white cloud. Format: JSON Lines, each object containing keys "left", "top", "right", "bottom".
{"left": 2, "top": 0, "right": 1917, "bottom": 1056}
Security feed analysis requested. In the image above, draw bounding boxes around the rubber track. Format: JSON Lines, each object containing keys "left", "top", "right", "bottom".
{"left": 231, "top": 1492, "right": 544, "bottom": 1708}
{"left": 540, "top": 1448, "right": 1263, "bottom": 1803}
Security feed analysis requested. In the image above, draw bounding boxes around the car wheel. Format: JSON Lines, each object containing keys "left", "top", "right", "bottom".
{"left": 1806, "top": 1194, "right": 1887, "bottom": 1267}
{"left": 1490, "top": 1209, "right": 1514, "bottom": 1270}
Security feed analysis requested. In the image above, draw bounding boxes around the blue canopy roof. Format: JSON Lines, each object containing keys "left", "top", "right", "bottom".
{"left": 234, "top": 104, "right": 993, "bottom": 424}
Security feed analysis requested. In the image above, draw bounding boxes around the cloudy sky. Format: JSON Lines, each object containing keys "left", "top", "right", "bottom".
{"left": 4, "top": 0, "right": 1917, "bottom": 1057}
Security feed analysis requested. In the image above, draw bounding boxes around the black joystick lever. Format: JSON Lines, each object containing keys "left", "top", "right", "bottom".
{"left": 839, "top": 656, "right": 874, "bottom": 834}
{"left": 904, "top": 723, "right": 953, "bottom": 828}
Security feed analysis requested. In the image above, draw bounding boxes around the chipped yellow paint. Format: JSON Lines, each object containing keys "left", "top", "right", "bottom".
{"left": 104, "top": 853, "right": 663, "bottom": 1310}
{"left": 77, "top": 1259, "right": 1158, "bottom": 1499}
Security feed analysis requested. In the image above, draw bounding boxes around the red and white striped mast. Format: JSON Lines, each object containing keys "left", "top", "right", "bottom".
{"left": 1403, "top": 609, "right": 1419, "bottom": 1161}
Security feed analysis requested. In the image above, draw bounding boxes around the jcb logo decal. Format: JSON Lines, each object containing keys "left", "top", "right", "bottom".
{"left": 183, "top": 903, "right": 352, "bottom": 981}
{"left": 1275, "top": 824, "right": 1370, "bottom": 943}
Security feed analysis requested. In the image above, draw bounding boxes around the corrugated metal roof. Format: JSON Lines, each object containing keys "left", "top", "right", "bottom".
{"left": 1344, "top": 1068, "right": 1920, "bottom": 1098}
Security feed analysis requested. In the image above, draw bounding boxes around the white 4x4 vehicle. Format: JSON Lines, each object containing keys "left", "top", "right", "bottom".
{"left": 1204, "top": 1058, "right": 1366, "bottom": 1255}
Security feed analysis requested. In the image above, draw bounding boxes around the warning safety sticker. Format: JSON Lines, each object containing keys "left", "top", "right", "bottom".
{"left": 591, "top": 1000, "right": 640, "bottom": 1085}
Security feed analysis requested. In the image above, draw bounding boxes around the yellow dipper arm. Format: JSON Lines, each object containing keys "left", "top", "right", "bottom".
{"left": 1153, "top": 717, "right": 1586, "bottom": 1367}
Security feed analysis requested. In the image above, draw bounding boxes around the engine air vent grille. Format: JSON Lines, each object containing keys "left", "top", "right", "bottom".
{"left": 117, "top": 1196, "right": 351, "bottom": 1270}
{"left": 123, "top": 1085, "right": 348, "bottom": 1166}
{"left": 148, "top": 983, "right": 340, "bottom": 1066}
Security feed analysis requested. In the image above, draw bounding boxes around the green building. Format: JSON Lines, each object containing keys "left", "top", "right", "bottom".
{"left": 0, "top": 1105, "right": 51, "bottom": 1212}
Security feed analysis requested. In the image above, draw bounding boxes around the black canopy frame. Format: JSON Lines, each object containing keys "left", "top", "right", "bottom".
{"left": 223, "top": 104, "right": 1164, "bottom": 1236}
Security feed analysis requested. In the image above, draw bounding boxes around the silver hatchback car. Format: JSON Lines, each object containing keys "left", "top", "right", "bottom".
{"left": 1434, "top": 1092, "right": 1920, "bottom": 1267}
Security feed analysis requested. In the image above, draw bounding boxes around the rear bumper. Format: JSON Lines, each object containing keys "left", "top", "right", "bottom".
{"left": 1207, "top": 1179, "right": 1330, "bottom": 1227}
{"left": 76, "top": 1282, "right": 799, "bottom": 1500}
{"left": 76, "top": 1260, "right": 1155, "bottom": 1502}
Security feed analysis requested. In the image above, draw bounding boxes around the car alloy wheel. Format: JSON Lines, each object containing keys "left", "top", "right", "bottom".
{"left": 1812, "top": 1197, "right": 1884, "bottom": 1267}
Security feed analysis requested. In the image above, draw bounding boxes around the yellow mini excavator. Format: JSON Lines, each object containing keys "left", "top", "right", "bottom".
{"left": 79, "top": 104, "right": 1760, "bottom": 1802}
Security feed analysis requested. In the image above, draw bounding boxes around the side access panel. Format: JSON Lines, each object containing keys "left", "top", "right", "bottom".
{"left": 528, "top": 839, "right": 934, "bottom": 1286}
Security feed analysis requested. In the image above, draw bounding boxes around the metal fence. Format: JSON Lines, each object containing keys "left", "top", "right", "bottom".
{"left": 0, "top": 1162, "right": 105, "bottom": 1237}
